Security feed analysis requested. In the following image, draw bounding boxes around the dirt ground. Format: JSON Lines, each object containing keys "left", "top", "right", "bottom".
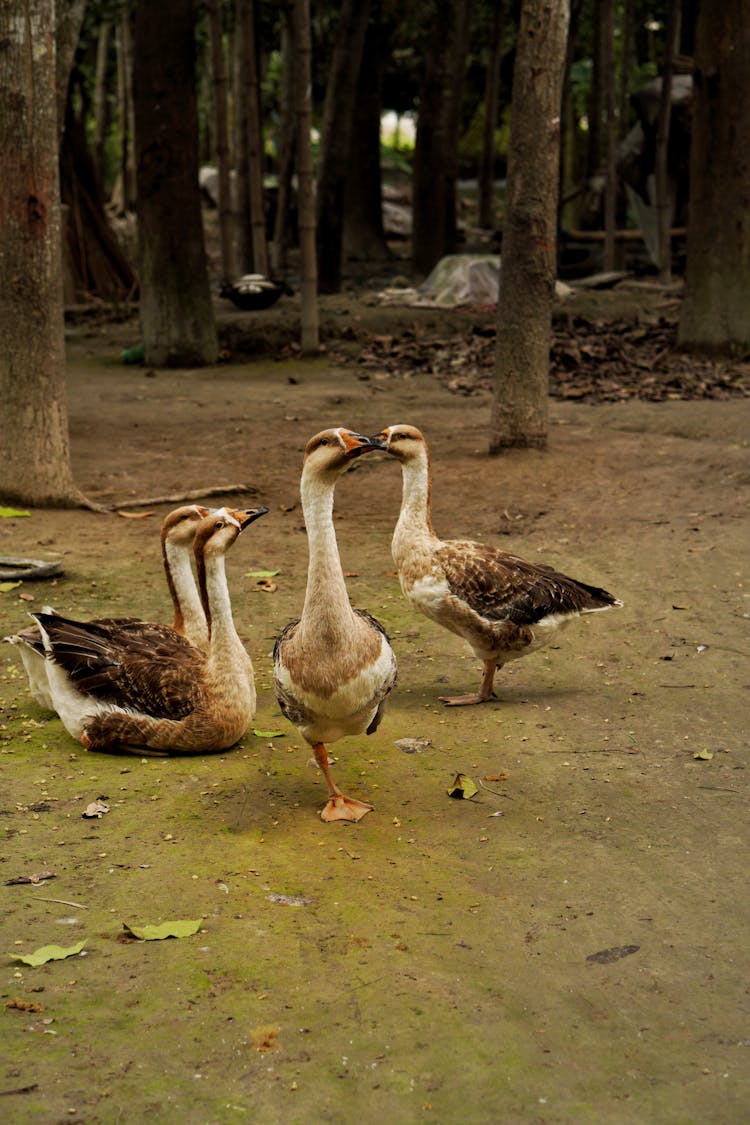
{"left": 1, "top": 285, "right": 748, "bottom": 1124}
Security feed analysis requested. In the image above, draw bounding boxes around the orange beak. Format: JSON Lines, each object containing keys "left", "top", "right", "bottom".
{"left": 228, "top": 506, "right": 270, "bottom": 529}
{"left": 338, "top": 430, "right": 387, "bottom": 458}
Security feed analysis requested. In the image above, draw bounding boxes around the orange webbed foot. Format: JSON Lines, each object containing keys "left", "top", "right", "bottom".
{"left": 438, "top": 691, "right": 495, "bottom": 707}
{"left": 320, "top": 794, "right": 374, "bottom": 823}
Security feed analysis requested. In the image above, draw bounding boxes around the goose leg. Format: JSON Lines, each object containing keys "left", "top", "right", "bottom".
{"left": 312, "top": 743, "right": 373, "bottom": 822}
{"left": 439, "top": 659, "right": 498, "bottom": 706}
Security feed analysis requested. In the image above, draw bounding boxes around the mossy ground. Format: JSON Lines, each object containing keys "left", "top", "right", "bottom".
{"left": 1, "top": 291, "right": 748, "bottom": 1123}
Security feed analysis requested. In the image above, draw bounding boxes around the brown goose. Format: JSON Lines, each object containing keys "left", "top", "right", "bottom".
{"left": 5, "top": 505, "right": 211, "bottom": 709}
{"left": 34, "top": 506, "right": 268, "bottom": 754}
{"left": 273, "top": 428, "right": 397, "bottom": 821}
{"left": 376, "top": 424, "right": 621, "bottom": 705}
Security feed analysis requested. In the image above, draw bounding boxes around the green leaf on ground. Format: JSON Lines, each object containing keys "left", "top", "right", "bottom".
{"left": 0, "top": 581, "right": 22, "bottom": 593}
{"left": 0, "top": 507, "right": 30, "bottom": 518}
{"left": 244, "top": 569, "right": 280, "bottom": 578}
{"left": 447, "top": 772, "right": 479, "bottom": 800}
{"left": 9, "top": 940, "right": 87, "bottom": 966}
{"left": 123, "top": 919, "right": 202, "bottom": 941}
{"left": 693, "top": 749, "right": 714, "bottom": 761}
{"left": 253, "top": 729, "right": 286, "bottom": 739}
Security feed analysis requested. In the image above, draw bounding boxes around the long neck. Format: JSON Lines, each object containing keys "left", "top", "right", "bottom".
{"left": 300, "top": 470, "right": 353, "bottom": 629}
{"left": 196, "top": 550, "right": 237, "bottom": 651}
{"left": 394, "top": 451, "right": 437, "bottom": 555}
{"left": 163, "top": 538, "right": 208, "bottom": 646}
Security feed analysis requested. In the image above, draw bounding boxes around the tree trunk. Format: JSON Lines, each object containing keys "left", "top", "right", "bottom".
{"left": 601, "top": 0, "right": 617, "bottom": 270}
{"left": 271, "top": 19, "right": 297, "bottom": 276}
{"left": 587, "top": 1, "right": 603, "bottom": 177}
{"left": 412, "top": 0, "right": 475, "bottom": 277}
{"left": 93, "top": 21, "right": 112, "bottom": 194}
{"left": 316, "top": 0, "right": 372, "bottom": 292}
{"left": 489, "top": 0, "right": 570, "bottom": 453}
{"left": 343, "top": 8, "right": 391, "bottom": 261}
{"left": 207, "top": 0, "right": 236, "bottom": 284}
{"left": 133, "top": 0, "right": 218, "bottom": 367}
{"left": 291, "top": 0, "right": 318, "bottom": 354}
{"left": 0, "top": 0, "right": 82, "bottom": 506}
{"left": 478, "top": 3, "right": 504, "bottom": 230}
{"left": 236, "top": 0, "right": 268, "bottom": 277}
{"left": 115, "top": 8, "right": 136, "bottom": 212}
{"left": 55, "top": 0, "right": 86, "bottom": 141}
{"left": 678, "top": 0, "right": 750, "bottom": 350}
{"left": 655, "top": 0, "right": 680, "bottom": 284}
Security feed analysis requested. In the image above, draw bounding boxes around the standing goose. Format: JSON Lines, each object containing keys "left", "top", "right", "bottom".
{"left": 273, "top": 428, "right": 397, "bottom": 822}
{"left": 33, "top": 506, "right": 268, "bottom": 754}
{"left": 376, "top": 424, "right": 621, "bottom": 705}
{"left": 5, "top": 504, "right": 211, "bottom": 709}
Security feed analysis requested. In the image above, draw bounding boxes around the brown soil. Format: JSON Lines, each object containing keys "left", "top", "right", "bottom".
{"left": 1, "top": 285, "right": 748, "bottom": 1123}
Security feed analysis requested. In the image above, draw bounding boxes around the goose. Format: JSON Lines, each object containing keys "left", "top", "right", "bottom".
{"left": 32, "top": 506, "right": 268, "bottom": 754}
{"left": 4, "top": 505, "right": 211, "bottom": 710}
{"left": 273, "top": 428, "right": 397, "bottom": 822}
{"left": 376, "top": 424, "right": 622, "bottom": 705}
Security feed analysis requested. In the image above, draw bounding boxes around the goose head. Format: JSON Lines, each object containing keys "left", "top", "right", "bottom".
{"left": 302, "top": 428, "right": 386, "bottom": 479}
{"left": 373, "top": 424, "right": 428, "bottom": 463}
{"left": 161, "top": 504, "right": 211, "bottom": 547}
{"left": 194, "top": 506, "right": 269, "bottom": 560}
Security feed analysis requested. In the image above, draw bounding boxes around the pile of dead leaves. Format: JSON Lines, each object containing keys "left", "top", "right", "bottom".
{"left": 341, "top": 316, "right": 750, "bottom": 404}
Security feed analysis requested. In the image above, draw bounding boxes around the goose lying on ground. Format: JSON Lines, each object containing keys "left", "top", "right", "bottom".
{"left": 32, "top": 506, "right": 268, "bottom": 754}
{"left": 376, "top": 424, "right": 621, "bottom": 705}
{"left": 5, "top": 505, "right": 211, "bottom": 710}
{"left": 273, "top": 429, "right": 397, "bottom": 821}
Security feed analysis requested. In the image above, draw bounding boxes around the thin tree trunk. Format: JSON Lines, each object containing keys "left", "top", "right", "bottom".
{"left": 489, "top": 0, "right": 570, "bottom": 453}
{"left": 271, "top": 20, "right": 296, "bottom": 276}
{"left": 412, "top": 0, "right": 475, "bottom": 277}
{"left": 208, "top": 0, "right": 235, "bottom": 284}
{"left": 93, "top": 21, "right": 111, "bottom": 193}
{"left": 587, "top": 1, "right": 603, "bottom": 177}
{"left": 343, "top": 8, "right": 391, "bottom": 261}
{"left": 655, "top": 0, "right": 680, "bottom": 284}
{"left": 316, "top": 0, "right": 372, "bottom": 292}
{"left": 0, "top": 0, "right": 83, "bottom": 507}
{"left": 291, "top": 0, "right": 318, "bottom": 354}
{"left": 115, "top": 9, "right": 136, "bottom": 212}
{"left": 602, "top": 0, "right": 617, "bottom": 270}
{"left": 134, "top": 0, "right": 218, "bottom": 366}
{"left": 478, "top": 3, "right": 504, "bottom": 229}
{"left": 236, "top": 0, "right": 268, "bottom": 276}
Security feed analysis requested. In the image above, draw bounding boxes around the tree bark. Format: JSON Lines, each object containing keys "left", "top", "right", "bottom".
{"left": 0, "top": 0, "right": 82, "bottom": 506}
{"left": 601, "top": 0, "right": 617, "bottom": 271}
{"left": 133, "top": 0, "right": 217, "bottom": 366}
{"left": 655, "top": 0, "right": 680, "bottom": 284}
{"left": 236, "top": 0, "right": 268, "bottom": 277}
{"left": 207, "top": 0, "right": 236, "bottom": 284}
{"left": 478, "top": 3, "right": 504, "bottom": 230}
{"left": 412, "top": 0, "right": 475, "bottom": 277}
{"left": 489, "top": 0, "right": 570, "bottom": 453}
{"left": 343, "top": 8, "right": 391, "bottom": 261}
{"left": 92, "top": 20, "right": 112, "bottom": 193}
{"left": 316, "top": 0, "right": 372, "bottom": 292}
{"left": 678, "top": 0, "right": 750, "bottom": 350}
{"left": 271, "top": 18, "right": 296, "bottom": 276}
{"left": 291, "top": 0, "right": 319, "bottom": 353}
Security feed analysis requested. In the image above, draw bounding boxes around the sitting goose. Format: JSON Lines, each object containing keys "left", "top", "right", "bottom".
{"left": 376, "top": 424, "right": 621, "bottom": 705}
{"left": 273, "top": 429, "right": 397, "bottom": 822}
{"left": 33, "top": 506, "right": 268, "bottom": 754}
{"left": 5, "top": 505, "right": 211, "bottom": 710}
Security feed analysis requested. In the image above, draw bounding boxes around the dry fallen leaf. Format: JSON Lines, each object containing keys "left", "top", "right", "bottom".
{"left": 6, "top": 997, "right": 45, "bottom": 1012}
{"left": 394, "top": 737, "right": 432, "bottom": 754}
{"left": 447, "top": 773, "right": 478, "bottom": 800}
{"left": 4, "top": 871, "right": 56, "bottom": 886}
{"left": 251, "top": 1025, "right": 281, "bottom": 1052}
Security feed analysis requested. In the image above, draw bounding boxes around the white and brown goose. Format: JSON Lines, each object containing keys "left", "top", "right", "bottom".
{"left": 273, "top": 428, "right": 397, "bottom": 822}
{"left": 5, "top": 504, "right": 212, "bottom": 710}
{"left": 376, "top": 424, "right": 621, "bottom": 705}
{"left": 32, "top": 506, "right": 268, "bottom": 754}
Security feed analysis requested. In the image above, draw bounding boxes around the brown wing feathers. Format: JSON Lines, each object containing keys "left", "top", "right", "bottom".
{"left": 437, "top": 544, "right": 619, "bottom": 626}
